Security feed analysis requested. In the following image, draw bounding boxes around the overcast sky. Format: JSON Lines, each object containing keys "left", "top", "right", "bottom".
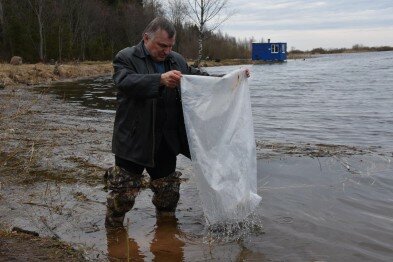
{"left": 214, "top": 0, "right": 393, "bottom": 50}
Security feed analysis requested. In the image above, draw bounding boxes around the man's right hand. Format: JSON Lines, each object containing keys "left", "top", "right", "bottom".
{"left": 160, "top": 70, "right": 182, "bottom": 88}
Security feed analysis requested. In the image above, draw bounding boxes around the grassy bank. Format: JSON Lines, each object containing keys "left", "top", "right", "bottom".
{"left": 2, "top": 53, "right": 356, "bottom": 89}
{"left": 0, "top": 59, "right": 255, "bottom": 88}
{"left": 0, "top": 61, "right": 113, "bottom": 88}
{"left": 1, "top": 56, "right": 334, "bottom": 88}
{"left": 0, "top": 85, "right": 111, "bottom": 260}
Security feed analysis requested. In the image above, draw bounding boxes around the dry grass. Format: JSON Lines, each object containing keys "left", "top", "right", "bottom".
{"left": 0, "top": 61, "right": 113, "bottom": 88}
{"left": 287, "top": 53, "right": 316, "bottom": 60}
{"left": 1, "top": 59, "right": 249, "bottom": 88}
{"left": 0, "top": 86, "right": 108, "bottom": 186}
{"left": 0, "top": 229, "right": 87, "bottom": 261}
{"left": 191, "top": 59, "right": 252, "bottom": 67}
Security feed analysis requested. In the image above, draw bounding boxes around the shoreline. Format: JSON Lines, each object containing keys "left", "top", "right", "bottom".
{"left": 1, "top": 59, "right": 253, "bottom": 88}
{"left": 1, "top": 77, "right": 392, "bottom": 260}
{"left": 0, "top": 61, "right": 113, "bottom": 88}
{"left": 0, "top": 57, "right": 302, "bottom": 88}
{"left": 2, "top": 50, "right": 392, "bottom": 88}
{"left": 0, "top": 85, "right": 113, "bottom": 260}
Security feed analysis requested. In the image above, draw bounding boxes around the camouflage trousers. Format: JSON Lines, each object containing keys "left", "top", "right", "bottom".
{"left": 104, "top": 166, "right": 182, "bottom": 227}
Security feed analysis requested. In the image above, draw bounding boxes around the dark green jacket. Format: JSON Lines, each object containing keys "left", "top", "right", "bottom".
{"left": 112, "top": 41, "right": 207, "bottom": 167}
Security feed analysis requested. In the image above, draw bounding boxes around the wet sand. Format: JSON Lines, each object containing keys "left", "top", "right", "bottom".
{"left": 1, "top": 86, "right": 393, "bottom": 261}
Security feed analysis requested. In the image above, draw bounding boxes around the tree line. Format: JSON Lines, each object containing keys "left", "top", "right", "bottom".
{"left": 0, "top": 0, "right": 251, "bottom": 63}
{"left": 290, "top": 44, "right": 393, "bottom": 55}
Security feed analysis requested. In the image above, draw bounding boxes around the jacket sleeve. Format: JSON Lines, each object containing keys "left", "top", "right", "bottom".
{"left": 170, "top": 52, "right": 210, "bottom": 76}
{"left": 187, "top": 64, "right": 210, "bottom": 76}
{"left": 186, "top": 61, "right": 224, "bottom": 77}
{"left": 113, "top": 51, "right": 162, "bottom": 99}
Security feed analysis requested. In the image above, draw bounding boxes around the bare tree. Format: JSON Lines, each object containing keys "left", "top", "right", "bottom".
{"left": 65, "top": 1, "right": 84, "bottom": 58}
{"left": 186, "top": 0, "right": 233, "bottom": 66}
{"left": 26, "top": 0, "right": 47, "bottom": 61}
{"left": 168, "top": 0, "right": 188, "bottom": 26}
{"left": 121, "top": 2, "right": 145, "bottom": 44}
{"left": 51, "top": 0, "right": 68, "bottom": 62}
{"left": 0, "top": 0, "right": 4, "bottom": 45}
{"left": 167, "top": 0, "right": 188, "bottom": 52}
{"left": 1, "top": 0, "right": 250, "bottom": 62}
{"left": 78, "top": 0, "right": 108, "bottom": 61}
{"left": 143, "top": 0, "right": 164, "bottom": 21}
{"left": 0, "top": 0, "right": 4, "bottom": 27}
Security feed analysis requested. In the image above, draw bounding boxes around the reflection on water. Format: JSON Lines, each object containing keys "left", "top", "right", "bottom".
{"left": 106, "top": 226, "right": 145, "bottom": 261}
{"left": 150, "top": 216, "right": 184, "bottom": 261}
{"left": 43, "top": 76, "right": 117, "bottom": 113}
{"left": 104, "top": 186, "right": 265, "bottom": 262}
{"left": 106, "top": 215, "right": 184, "bottom": 262}
{"left": 105, "top": 186, "right": 185, "bottom": 261}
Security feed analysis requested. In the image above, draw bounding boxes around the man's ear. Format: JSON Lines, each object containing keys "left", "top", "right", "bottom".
{"left": 143, "top": 33, "right": 149, "bottom": 42}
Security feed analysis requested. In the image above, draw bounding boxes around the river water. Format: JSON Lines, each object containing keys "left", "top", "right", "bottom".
{"left": 50, "top": 51, "right": 393, "bottom": 153}
{"left": 41, "top": 51, "right": 393, "bottom": 261}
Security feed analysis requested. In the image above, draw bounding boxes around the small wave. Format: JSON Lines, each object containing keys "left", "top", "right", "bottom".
{"left": 203, "top": 213, "right": 264, "bottom": 243}
{"left": 256, "top": 141, "right": 379, "bottom": 158}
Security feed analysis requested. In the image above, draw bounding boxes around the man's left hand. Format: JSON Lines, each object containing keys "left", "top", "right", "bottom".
{"left": 245, "top": 69, "right": 250, "bottom": 78}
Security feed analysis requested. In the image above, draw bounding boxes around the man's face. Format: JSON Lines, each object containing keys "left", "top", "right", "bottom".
{"left": 143, "top": 29, "right": 175, "bottom": 62}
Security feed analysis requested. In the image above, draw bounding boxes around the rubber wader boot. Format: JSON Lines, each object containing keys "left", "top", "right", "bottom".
{"left": 104, "top": 166, "right": 142, "bottom": 227}
{"left": 150, "top": 171, "right": 182, "bottom": 215}
{"left": 105, "top": 189, "right": 139, "bottom": 227}
{"left": 104, "top": 166, "right": 142, "bottom": 190}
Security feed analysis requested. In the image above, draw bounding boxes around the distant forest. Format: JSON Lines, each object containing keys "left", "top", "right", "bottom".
{"left": 291, "top": 44, "right": 393, "bottom": 55}
{"left": 0, "top": 0, "right": 251, "bottom": 63}
{"left": 1, "top": 1, "right": 392, "bottom": 63}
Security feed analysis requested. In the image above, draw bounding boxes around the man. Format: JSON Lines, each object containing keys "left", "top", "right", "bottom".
{"left": 105, "top": 17, "right": 250, "bottom": 227}
{"left": 104, "top": 17, "right": 210, "bottom": 227}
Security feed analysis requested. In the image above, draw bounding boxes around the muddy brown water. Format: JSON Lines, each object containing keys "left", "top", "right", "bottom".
{"left": 1, "top": 53, "right": 393, "bottom": 261}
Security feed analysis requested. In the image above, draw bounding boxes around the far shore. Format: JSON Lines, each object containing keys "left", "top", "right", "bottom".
{"left": 0, "top": 52, "right": 332, "bottom": 88}
{"left": 0, "top": 56, "right": 312, "bottom": 88}
{"left": 2, "top": 47, "right": 393, "bottom": 88}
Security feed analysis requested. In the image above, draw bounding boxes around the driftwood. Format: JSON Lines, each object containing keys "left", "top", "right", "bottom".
{"left": 11, "top": 226, "right": 39, "bottom": 236}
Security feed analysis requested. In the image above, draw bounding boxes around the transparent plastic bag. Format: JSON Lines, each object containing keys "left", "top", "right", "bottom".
{"left": 181, "top": 69, "right": 261, "bottom": 225}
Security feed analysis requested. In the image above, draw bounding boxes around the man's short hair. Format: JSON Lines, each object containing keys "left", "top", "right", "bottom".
{"left": 143, "top": 17, "right": 176, "bottom": 39}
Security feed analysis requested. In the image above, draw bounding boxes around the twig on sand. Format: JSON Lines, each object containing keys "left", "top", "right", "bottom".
{"left": 39, "top": 216, "right": 60, "bottom": 239}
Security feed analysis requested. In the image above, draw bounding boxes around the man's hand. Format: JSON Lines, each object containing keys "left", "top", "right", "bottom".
{"left": 160, "top": 70, "right": 182, "bottom": 88}
{"left": 245, "top": 68, "right": 250, "bottom": 78}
